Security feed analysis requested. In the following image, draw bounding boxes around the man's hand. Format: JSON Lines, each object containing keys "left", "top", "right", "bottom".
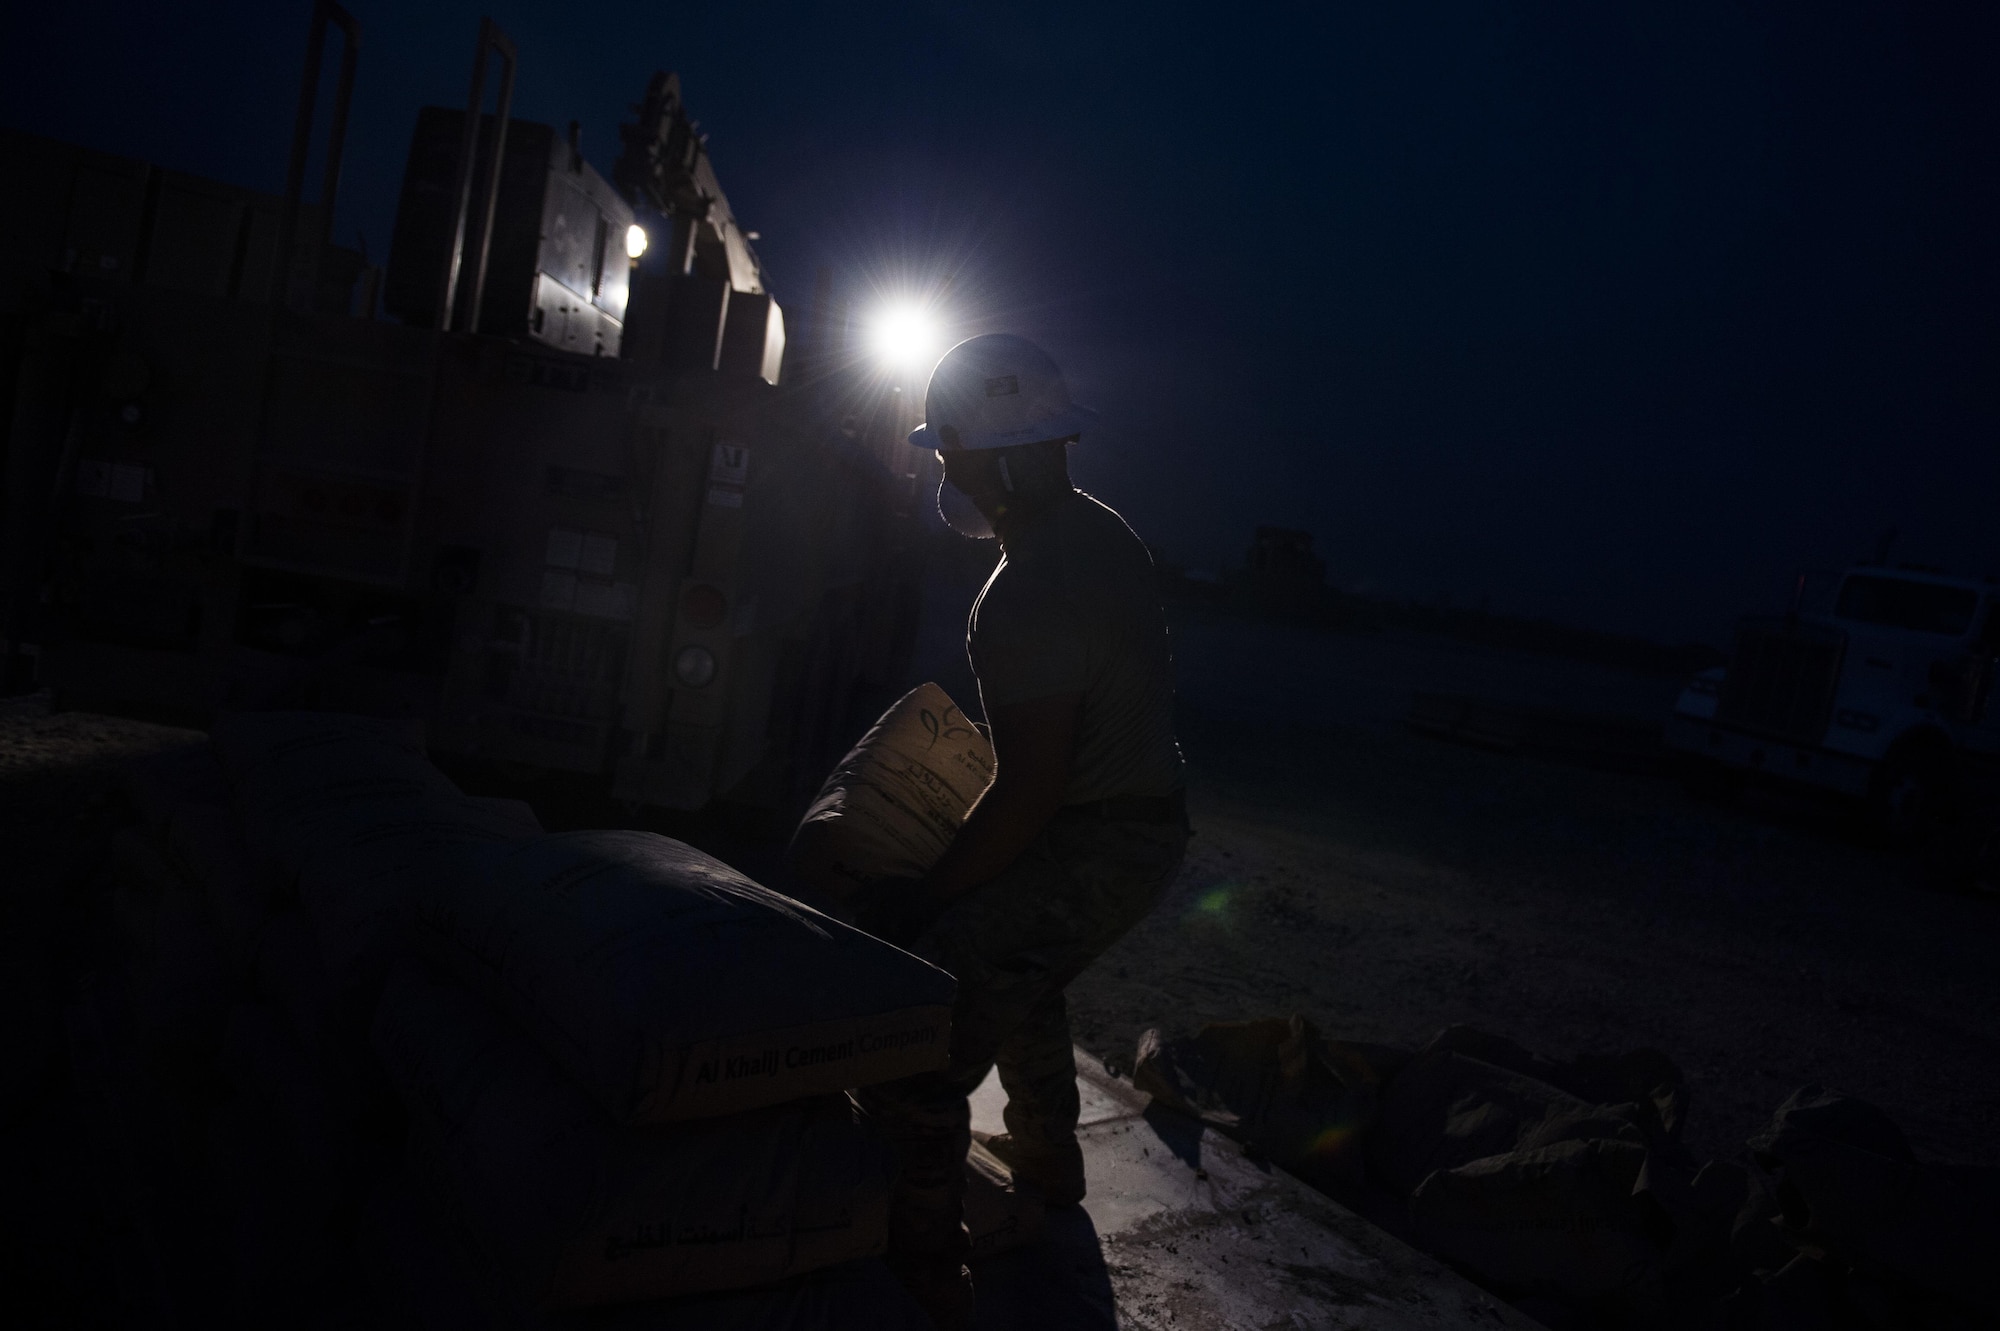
{"left": 922, "top": 691, "right": 1082, "bottom": 905}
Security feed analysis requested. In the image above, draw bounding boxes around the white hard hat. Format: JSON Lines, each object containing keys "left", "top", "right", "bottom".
{"left": 907, "top": 333, "right": 1097, "bottom": 451}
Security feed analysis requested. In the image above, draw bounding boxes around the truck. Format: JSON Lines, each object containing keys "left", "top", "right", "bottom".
{"left": 1664, "top": 562, "right": 2000, "bottom": 860}
{"left": 0, "top": 3, "right": 931, "bottom": 816}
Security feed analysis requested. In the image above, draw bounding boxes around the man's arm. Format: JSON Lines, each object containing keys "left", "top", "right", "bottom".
{"left": 922, "top": 691, "right": 1083, "bottom": 904}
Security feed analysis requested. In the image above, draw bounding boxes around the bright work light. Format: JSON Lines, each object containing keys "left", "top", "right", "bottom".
{"left": 868, "top": 303, "right": 939, "bottom": 371}
{"left": 625, "top": 224, "right": 649, "bottom": 260}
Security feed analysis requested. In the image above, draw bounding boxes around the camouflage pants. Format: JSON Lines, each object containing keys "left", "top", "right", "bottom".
{"left": 859, "top": 809, "right": 1188, "bottom": 1258}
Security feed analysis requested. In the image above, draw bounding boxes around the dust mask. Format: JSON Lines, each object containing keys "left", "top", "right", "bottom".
{"left": 938, "top": 475, "right": 996, "bottom": 540}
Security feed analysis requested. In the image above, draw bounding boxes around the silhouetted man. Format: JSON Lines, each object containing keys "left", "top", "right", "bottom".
{"left": 860, "top": 333, "right": 1188, "bottom": 1328}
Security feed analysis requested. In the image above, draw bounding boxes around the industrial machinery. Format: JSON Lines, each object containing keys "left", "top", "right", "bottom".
{"left": 1665, "top": 563, "right": 2000, "bottom": 846}
{"left": 0, "top": 4, "right": 927, "bottom": 812}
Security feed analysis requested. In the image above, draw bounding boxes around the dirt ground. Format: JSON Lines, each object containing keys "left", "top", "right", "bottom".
{"left": 1069, "top": 700, "right": 2000, "bottom": 1172}
{"left": 3, "top": 670, "right": 1996, "bottom": 1196}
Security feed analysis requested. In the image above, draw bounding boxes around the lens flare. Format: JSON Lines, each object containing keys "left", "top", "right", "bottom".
{"left": 1184, "top": 881, "right": 1241, "bottom": 929}
{"left": 1305, "top": 1118, "right": 1364, "bottom": 1159}
{"left": 868, "top": 303, "right": 938, "bottom": 370}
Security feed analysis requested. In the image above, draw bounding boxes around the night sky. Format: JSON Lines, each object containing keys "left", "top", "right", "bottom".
{"left": 5, "top": 2, "right": 1994, "bottom": 645}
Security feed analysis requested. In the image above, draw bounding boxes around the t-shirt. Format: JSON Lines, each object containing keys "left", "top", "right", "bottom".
{"left": 967, "top": 489, "right": 1185, "bottom": 804}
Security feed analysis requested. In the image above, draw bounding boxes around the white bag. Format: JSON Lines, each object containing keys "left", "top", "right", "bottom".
{"left": 297, "top": 795, "right": 542, "bottom": 990}
{"left": 964, "top": 1139, "right": 1047, "bottom": 1259}
{"left": 166, "top": 803, "right": 269, "bottom": 966}
{"left": 374, "top": 964, "right": 894, "bottom": 1309}
{"left": 210, "top": 711, "right": 465, "bottom": 881}
{"left": 253, "top": 910, "right": 395, "bottom": 1128}
{"left": 133, "top": 881, "right": 234, "bottom": 1059}
{"left": 121, "top": 741, "right": 227, "bottom": 836}
{"left": 788, "top": 682, "right": 993, "bottom": 898}
{"left": 217, "top": 1001, "right": 364, "bottom": 1216}
{"left": 208, "top": 710, "right": 428, "bottom": 784}
{"left": 415, "top": 830, "right": 955, "bottom": 1124}
{"left": 357, "top": 1170, "right": 934, "bottom": 1331}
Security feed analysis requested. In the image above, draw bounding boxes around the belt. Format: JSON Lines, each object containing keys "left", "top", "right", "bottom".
{"left": 1060, "top": 789, "right": 1187, "bottom": 825}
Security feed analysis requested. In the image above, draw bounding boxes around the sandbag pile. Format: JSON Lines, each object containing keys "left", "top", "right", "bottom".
{"left": 1135, "top": 1018, "right": 2000, "bottom": 1330}
{"left": 89, "top": 710, "right": 959, "bottom": 1325}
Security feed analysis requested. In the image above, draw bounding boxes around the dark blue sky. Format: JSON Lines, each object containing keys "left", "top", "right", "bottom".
{"left": 5, "top": 2, "right": 1994, "bottom": 644}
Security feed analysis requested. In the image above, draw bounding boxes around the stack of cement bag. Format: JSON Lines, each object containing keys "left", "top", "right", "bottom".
{"left": 97, "top": 710, "right": 957, "bottom": 1327}
{"left": 385, "top": 828, "right": 957, "bottom": 1316}
{"left": 105, "top": 712, "right": 545, "bottom": 1319}
{"left": 1135, "top": 1018, "right": 2000, "bottom": 1329}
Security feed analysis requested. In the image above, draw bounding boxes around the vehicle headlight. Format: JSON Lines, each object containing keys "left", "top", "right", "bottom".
{"left": 672, "top": 644, "right": 717, "bottom": 688}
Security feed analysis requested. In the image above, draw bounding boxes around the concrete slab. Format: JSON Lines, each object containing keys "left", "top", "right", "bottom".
{"left": 969, "top": 1054, "right": 1133, "bottom": 1134}
{"left": 968, "top": 1049, "right": 1541, "bottom": 1330}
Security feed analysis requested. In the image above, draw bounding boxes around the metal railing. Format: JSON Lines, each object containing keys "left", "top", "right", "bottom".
{"left": 277, "top": 0, "right": 361, "bottom": 313}
{"left": 437, "top": 18, "right": 518, "bottom": 334}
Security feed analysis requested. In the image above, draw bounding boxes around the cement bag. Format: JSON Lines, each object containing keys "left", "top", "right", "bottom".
{"left": 252, "top": 792, "right": 538, "bottom": 886}
{"left": 374, "top": 964, "right": 894, "bottom": 1310}
{"left": 577, "top": 1260, "right": 934, "bottom": 1331}
{"left": 218, "top": 1001, "right": 366, "bottom": 1216}
{"left": 1408, "top": 1136, "right": 1663, "bottom": 1301}
{"left": 254, "top": 910, "right": 396, "bottom": 1131}
{"left": 355, "top": 1171, "right": 504, "bottom": 1331}
{"left": 107, "top": 826, "right": 179, "bottom": 963}
{"left": 789, "top": 683, "right": 993, "bottom": 898}
{"left": 299, "top": 797, "right": 542, "bottom": 991}
{"left": 1424, "top": 1024, "right": 1688, "bottom": 1148}
{"left": 1369, "top": 1050, "right": 1647, "bottom": 1196}
{"left": 206, "top": 1090, "right": 341, "bottom": 1315}
{"left": 1749, "top": 1086, "right": 2000, "bottom": 1318}
{"left": 209, "top": 709, "right": 428, "bottom": 783}
{"left": 415, "top": 830, "right": 955, "bottom": 1124}
{"left": 121, "top": 739, "right": 227, "bottom": 836}
{"left": 1132, "top": 1016, "right": 1397, "bottom": 1188}
{"left": 110, "top": 821, "right": 178, "bottom": 884}
{"left": 359, "top": 1171, "right": 933, "bottom": 1331}
{"left": 964, "top": 1139, "right": 1046, "bottom": 1259}
{"left": 108, "top": 882, "right": 158, "bottom": 968}
{"left": 210, "top": 710, "right": 463, "bottom": 880}
{"left": 253, "top": 910, "right": 340, "bottom": 1047}
{"left": 166, "top": 803, "right": 270, "bottom": 966}
{"left": 132, "top": 880, "right": 234, "bottom": 1061}
{"left": 107, "top": 833, "right": 172, "bottom": 1026}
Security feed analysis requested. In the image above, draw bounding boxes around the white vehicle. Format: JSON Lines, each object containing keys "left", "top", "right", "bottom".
{"left": 1665, "top": 565, "right": 2000, "bottom": 843}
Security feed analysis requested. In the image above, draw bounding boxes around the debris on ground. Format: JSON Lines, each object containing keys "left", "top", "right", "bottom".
{"left": 1133, "top": 1014, "right": 1402, "bottom": 1188}
{"left": 1133, "top": 1016, "right": 2000, "bottom": 1329}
